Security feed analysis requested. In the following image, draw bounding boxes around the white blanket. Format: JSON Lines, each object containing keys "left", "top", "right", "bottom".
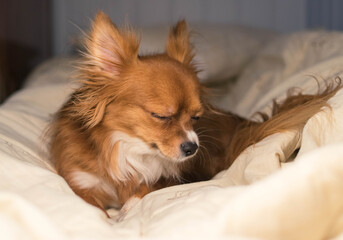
{"left": 1, "top": 30, "right": 343, "bottom": 240}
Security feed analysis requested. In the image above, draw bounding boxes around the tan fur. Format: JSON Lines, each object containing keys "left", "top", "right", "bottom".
{"left": 49, "top": 12, "right": 203, "bottom": 216}
{"left": 166, "top": 20, "right": 195, "bottom": 66}
{"left": 228, "top": 79, "right": 342, "bottom": 162}
{"left": 49, "top": 12, "right": 342, "bottom": 218}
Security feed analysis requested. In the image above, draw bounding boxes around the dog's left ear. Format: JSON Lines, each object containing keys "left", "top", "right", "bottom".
{"left": 166, "top": 20, "right": 194, "bottom": 65}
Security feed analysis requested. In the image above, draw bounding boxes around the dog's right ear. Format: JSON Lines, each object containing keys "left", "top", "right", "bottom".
{"left": 73, "top": 12, "right": 140, "bottom": 129}
{"left": 84, "top": 11, "right": 139, "bottom": 76}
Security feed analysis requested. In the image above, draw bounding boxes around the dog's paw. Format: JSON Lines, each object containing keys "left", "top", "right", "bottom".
{"left": 115, "top": 196, "right": 141, "bottom": 222}
{"left": 115, "top": 209, "right": 127, "bottom": 222}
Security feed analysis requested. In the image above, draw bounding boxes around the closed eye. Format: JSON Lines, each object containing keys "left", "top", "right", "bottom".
{"left": 191, "top": 116, "right": 200, "bottom": 121}
{"left": 151, "top": 112, "right": 172, "bottom": 121}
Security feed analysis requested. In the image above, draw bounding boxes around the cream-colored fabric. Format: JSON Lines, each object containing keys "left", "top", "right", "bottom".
{"left": 218, "top": 31, "right": 343, "bottom": 117}
{"left": 1, "top": 30, "right": 343, "bottom": 240}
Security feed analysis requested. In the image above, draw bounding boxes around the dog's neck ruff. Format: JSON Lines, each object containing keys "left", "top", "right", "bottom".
{"left": 110, "top": 131, "right": 180, "bottom": 184}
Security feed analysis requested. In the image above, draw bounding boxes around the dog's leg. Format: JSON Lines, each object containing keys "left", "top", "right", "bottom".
{"left": 116, "top": 196, "right": 141, "bottom": 222}
{"left": 72, "top": 186, "right": 111, "bottom": 218}
{"left": 116, "top": 184, "right": 150, "bottom": 222}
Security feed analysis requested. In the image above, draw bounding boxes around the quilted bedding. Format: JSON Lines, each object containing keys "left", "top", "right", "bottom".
{"left": 1, "top": 29, "right": 343, "bottom": 240}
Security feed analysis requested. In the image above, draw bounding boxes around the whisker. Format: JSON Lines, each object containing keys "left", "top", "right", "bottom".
{"left": 196, "top": 147, "right": 207, "bottom": 168}
{"left": 200, "top": 141, "right": 221, "bottom": 152}
{"left": 199, "top": 144, "right": 212, "bottom": 165}
{"left": 198, "top": 134, "right": 221, "bottom": 142}
{"left": 196, "top": 129, "right": 217, "bottom": 135}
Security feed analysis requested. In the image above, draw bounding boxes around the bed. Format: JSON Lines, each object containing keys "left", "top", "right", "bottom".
{"left": 1, "top": 25, "right": 343, "bottom": 240}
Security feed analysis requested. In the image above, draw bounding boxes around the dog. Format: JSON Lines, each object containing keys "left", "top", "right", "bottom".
{"left": 49, "top": 12, "right": 341, "bottom": 220}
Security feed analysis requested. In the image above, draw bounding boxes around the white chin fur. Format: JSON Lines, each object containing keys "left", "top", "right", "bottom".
{"left": 179, "top": 153, "right": 197, "bottom": 162}
{"left": 110, "top": 131, "right": 180, "bottom": 184}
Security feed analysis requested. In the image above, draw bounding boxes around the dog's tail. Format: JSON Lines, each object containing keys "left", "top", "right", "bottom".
{"left": 229, "top": 78, "right": 343, "bottom": 161}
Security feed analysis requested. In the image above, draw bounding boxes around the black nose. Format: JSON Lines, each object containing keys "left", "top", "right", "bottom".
{"left": 180, "top": 142, "right": 198, "bottom": 157}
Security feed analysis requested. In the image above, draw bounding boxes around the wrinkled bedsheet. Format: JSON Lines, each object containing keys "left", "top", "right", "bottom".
{"left": 1, "top": 30, "right": 343, "bottom": 240}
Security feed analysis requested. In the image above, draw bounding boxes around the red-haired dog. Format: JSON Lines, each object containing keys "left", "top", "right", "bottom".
{"left": 49, "top": 12, "right": 341, "bottom": 220}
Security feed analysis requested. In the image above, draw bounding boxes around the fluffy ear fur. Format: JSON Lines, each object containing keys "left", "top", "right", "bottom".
{"left": 84, "top": 11, "right": 139, "bottom": 75}
{"left": 166, "top": 20, "right": 194, "bottom": 65}
{"left": 69, "top": 12, "right": 139, "bottom": 128}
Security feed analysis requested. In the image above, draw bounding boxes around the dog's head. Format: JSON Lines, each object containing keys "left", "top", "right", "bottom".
{"left": 74, "top": 12, "right": 203, "bottom": 162}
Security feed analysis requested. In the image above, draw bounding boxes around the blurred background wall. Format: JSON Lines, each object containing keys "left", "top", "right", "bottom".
{"left": 52, "top": 0, "right": 307, "bottom": 55}
{"left": 1, "top": 0, "right": 343, "bottom": 101}
{"left": 52, "top": 0, "right": 343, "bottom": 56}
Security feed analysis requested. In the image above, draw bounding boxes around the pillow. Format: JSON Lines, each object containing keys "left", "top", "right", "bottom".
{"left": 24, "top": 57, "right": 77, "bottom": 88}
{"left": 139, "top": 24, "right": 277, "bottom": 83}
{"left": 218, "top": 30, "right": 343, "bottom": 116}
